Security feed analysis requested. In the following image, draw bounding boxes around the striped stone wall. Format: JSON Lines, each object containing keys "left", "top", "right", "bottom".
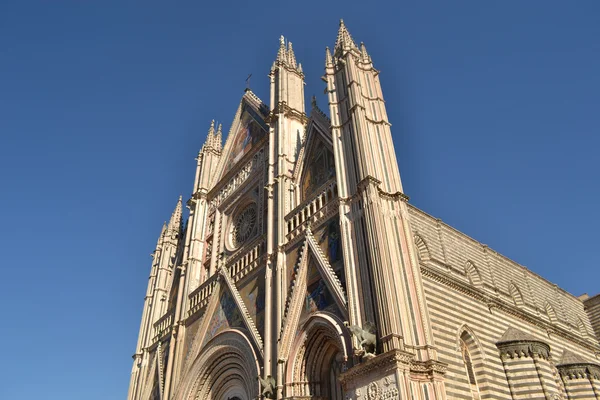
{"left": 409, "top": 204, "right": 600, "bottom": 399}
{"left": 584, "top": 294, "right": 600, "bottom": 342}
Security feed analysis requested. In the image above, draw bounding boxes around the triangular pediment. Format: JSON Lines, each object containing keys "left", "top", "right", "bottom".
{"left": 297, "top": 133, "right": 335, "bottom": 201}
{"left": 279, "top": 228, "right": 348, "bottom": 361}
{"left": 237, "top": 269, "right": 266, "bottom": 338}
{"left": 200, "top": 283, "right": 246, "bottom": 349}
{"left": 294, "top": 115, "right": 334, "bottom": 195}
{"left": 213, "top": 91, "right": 269, "bottom": 184}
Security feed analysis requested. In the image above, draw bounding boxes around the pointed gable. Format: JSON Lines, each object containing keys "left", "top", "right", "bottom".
{"left": 202, "top": 288, "right": 245, "bottom": 348}
{"left": 216, "top": 91, "right": 269, "bottom": 181}
{"left": 295, "top": 114, "right": 335, "bottom": 201}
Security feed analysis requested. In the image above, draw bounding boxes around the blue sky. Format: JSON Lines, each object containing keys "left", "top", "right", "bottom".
{"left": 1, "top": 1, "right": 599, "bottom": 399}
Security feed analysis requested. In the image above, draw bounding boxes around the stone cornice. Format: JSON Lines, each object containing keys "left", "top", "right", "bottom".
{"left": 557, "top": 363, "right": 600, "bottom": 380}
{"left": 339, "top": 349, "right": 447, "bottom": 384}
{"left": 497, "top": 340, "right": 551, "bottom": 360}
{"left": 266, "top": 101, "right": 308, "bottom": 125}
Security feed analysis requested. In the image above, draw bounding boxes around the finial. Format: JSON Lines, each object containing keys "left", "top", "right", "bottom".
{"left": 157, "top": 221, "right": 167, "bottom": 246}
{"left": 167, "top": 196, "right": 183, "bottom": 235}
{"left": 203, "top": 119, "right": 215, "bottom": 150}
{"left": 311, "top": 95, "right": 317, "bottom": 108}
{"left": 287, "top": 41, "right": 297, "bottom": 68}
{"left": 325, "top": 47, "right": 333, "bottom": 67}
{"left": 335, "top": 19, "right": 358, "bottom": 52}
{"left": 215, "top": 123, "right": 223, "bottom": 152}
{"left": 276, "top": 35, "right": 287, "bottom": 64}
{"left": 360, "top": 42, "right": 371, "bottom": 63}
{"left": 297, "top": 62, "right": 303, "bottom": 74}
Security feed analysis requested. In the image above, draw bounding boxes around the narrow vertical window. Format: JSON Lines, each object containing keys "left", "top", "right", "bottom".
{"left": 461, "top": 338, "right": 481, "bottom": 399}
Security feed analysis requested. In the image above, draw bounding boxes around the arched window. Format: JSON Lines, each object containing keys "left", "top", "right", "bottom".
{"left": 460, "top": 334, "right": 481, "bottom": 400}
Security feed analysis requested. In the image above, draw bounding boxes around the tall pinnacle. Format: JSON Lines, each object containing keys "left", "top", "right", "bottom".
{"left": 167, "top": 196, "right": 183, "bottom": 235}
{"left": 157, "top": 221, "right": 167, "bottom": 247}
{"left": 325, "top": 47, "right": 333, "bottom": 67}
{"left": 334, "top": 19, "right": 358, "bottom": 53}
{"left": 276, "top": 35, "right": 287, "bottom": 64}
{"left": 287, "top": 42, "right": 297, "bottom": 68}
{"left": 214, "top": 123, "right": 223, "bottom": 152}
{"left": 203, "top": 120, "right": 215, "bottom": 150}
{"left": 360, "top": 42, "right": 371, "bottom": 63}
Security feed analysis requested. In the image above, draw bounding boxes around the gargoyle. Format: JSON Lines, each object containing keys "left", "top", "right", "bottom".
{"left": 344, "top": 321, "right": 377, "bottom": 355}
{"left": 258, "top": 374, "right": 276, "bottom": 399}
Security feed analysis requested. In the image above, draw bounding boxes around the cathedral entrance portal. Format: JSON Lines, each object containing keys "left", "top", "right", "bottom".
{"left": 287, "top": 314, "right": 350, "bottom": 399}
{"left": 177, "top": 329, "right": 260, "bottom": 400}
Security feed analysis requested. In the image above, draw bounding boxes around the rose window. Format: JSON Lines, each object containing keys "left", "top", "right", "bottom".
{"left": 232, "top": 205, "right": 257, "bottom": 246}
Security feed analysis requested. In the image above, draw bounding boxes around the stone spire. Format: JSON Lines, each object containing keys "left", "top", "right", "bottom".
{"left": 334, "top": 19, "right": 358, "bottom": 53}
{"left": 325, "top": 47, "right": 333, "bottom": 67}
{"left": 202, "top": 120, "right": 215, "bottom": 151}
{"left": 167, "top": 196, "right": 183, "bottom": 235}
{"left": 360, "top": 42, "right": 371, "bottom": 64}
{"left": 157, "top": 221, "right": 167, "bottom": 247}
{"left": 287, "top": 41, "right": 297, "bottom": 68}
{"left": 276, "top": 35, "right": 287, "bottom": 65}
{"left": 214, "top": 123, "right": 222, "bottom": 152}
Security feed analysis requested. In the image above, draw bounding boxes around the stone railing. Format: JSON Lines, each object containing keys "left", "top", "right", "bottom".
{"left": 286, "top": 180, "right": 338, "bottom": 241}
{"left": 228, "top": 236, "right": 266, "bottom": 282}
{"left": 152, "top": 309, "right": 174, "bottom": 343}
{"left": 209, "top": 148, "right": 264, "bottom": 212}
{"left": 187, "top": 274, "right": 218, "bottom": 318}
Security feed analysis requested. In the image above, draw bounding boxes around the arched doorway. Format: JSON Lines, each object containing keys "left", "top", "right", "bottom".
{"left": 287, "top": 314, "right": 351, "bottom": 399}
{"left": 175, "top": 329, "right": 260, "bottom": 400}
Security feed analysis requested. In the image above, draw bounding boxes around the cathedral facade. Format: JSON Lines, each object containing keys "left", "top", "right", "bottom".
{"left": 127, "top": 21, "right": 600, "bottom": 400}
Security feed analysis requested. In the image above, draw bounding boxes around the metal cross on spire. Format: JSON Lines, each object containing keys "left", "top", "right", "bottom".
{"left": 245, "top": 73, "right": 252, "bottom": 92}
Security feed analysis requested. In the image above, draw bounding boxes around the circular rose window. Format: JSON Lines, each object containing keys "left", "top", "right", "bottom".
{"left": 232, "top": 204, "right": 257, "bottom": 247}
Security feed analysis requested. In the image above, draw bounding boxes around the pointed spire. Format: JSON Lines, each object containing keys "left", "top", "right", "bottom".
{"left": 325, "top": 47, "right": 333, "bottom": 67}
{"left": 167, "top": 196, "right": 183, "bottom": 235}
{"left": 214, "top": 123, "right": 222, "bottom": 152}
{"left": 203, "top": 120, "right": 215, "bottom": 150}
{"left": 157, "top": 221, "right": 167, "bottom": 246}
{"left": 287, "top": 41, "right": 297, "bottom": 68}
{"left": 276, "top": 35, "right": 287, "bottom": 64}
{"left": 334, "top": 19, "right": 358, "bottom": 53}
{"left": 297, "top": 62, "right": 303, "bottom": 74}
{"left": 360, "top": 42, "right": 371, "bottom": 63}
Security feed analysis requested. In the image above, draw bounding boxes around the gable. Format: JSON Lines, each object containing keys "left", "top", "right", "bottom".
{"left": 218, "top": 97, "right": 269, "bottom": 179}
{"left": 202, "top": 287, "right": 245, "bottom": 347}
{"left": 237, "top": 269, "right": 266, "bottom": 336}
{"left": 279, "top": 227, "right": 348, "bottom": 360}
{"left": 299, "top": 134, "right": 335, "bottom": 200}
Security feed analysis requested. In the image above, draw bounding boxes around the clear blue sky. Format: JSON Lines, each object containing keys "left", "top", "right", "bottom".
{"left": 1, "top": 1, "right": 598, "bottom": 399}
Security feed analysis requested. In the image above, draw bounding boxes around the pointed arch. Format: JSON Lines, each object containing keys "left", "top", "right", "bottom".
{"left": 509, "top": 282, "right": 524, "bottom": 308}
{"left": 414, "top": 233, "right": 431, "bottom": 262}
{"left": 286, "top": 313, "right": 351, "bottom": 399}
{"left": 175, "top": 329, "right": 260, "bottom": 400}
{"left": 464, "top": 261, "right": 483, "bottom": 288}
{"left": 545, "top": 301, "right": 558, "bottom": 324}
{"left": 458, "top": 327, "right": 485, "bottom": 399}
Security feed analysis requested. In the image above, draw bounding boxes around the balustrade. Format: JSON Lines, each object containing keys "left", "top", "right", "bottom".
{"left": 286, "top": 180, "right": 338, "bottom": 238}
